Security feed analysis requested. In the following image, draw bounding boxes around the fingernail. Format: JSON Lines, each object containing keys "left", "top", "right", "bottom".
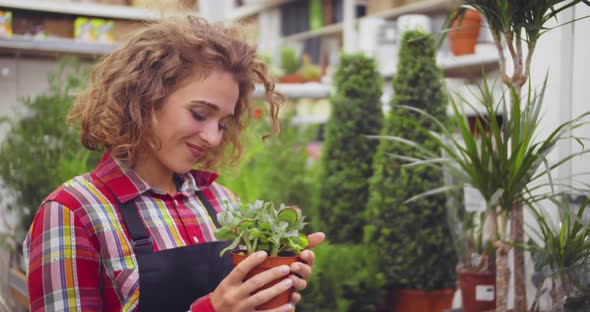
{"left": 256, "top": 251, "right": 267, "bottom": 259}
{"left": 279, "top": 265, "right": 290, "bottom": 274}
{"left": 282, "top": 278, "right": 293, "bottom": 288}
{"left": 282, "top": 304, "right": 294, "bottom": 312}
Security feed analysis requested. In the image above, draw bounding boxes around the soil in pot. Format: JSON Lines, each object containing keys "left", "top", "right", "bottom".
{"left": 231, "top": 251, "right": 300, "bottom": 310}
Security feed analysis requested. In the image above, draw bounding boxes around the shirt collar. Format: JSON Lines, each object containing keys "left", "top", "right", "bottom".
{"left": 92, "top": 152, "right": 219, "bottom": 204}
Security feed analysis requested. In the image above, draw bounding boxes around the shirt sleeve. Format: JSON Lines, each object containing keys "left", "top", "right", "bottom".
{"left": 24, "top": 201, "right": 102, "bottom": 312}
{"left": 189, "top": 294, "right": 216, "bottom": 312}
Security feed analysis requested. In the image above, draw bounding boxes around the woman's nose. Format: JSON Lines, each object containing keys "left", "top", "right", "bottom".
{"left": 199, "top": 122, "right": 223, "bottom": 147}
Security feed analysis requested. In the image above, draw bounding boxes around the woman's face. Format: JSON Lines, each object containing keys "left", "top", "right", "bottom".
{"left": 148, "top": 69, "right": 239, "bottom": 174}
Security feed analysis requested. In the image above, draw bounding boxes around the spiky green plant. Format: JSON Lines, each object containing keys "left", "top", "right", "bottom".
{"left": 444, "top": 1, "right": 590, "bottom": 310}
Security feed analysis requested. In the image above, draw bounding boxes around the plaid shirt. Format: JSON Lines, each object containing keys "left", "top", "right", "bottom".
{"left": 23, "top": 152, "right": 237, "bottom": 312}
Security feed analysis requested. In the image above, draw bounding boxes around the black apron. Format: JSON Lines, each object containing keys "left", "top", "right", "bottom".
{"left": 115, "top": 191, "right": 233, "bottom": 312}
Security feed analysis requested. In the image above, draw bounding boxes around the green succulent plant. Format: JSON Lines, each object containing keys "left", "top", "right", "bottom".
{"left": 214, "top": 200, "right": 309, "bottom": 257}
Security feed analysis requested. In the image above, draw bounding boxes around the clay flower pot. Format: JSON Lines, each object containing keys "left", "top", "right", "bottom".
{"left": 231, "top": 251, "right": 299, "bottom": 310}
{"left": 458, "top": 270, "right": 496, "bottom": 312}
{"left": 449, "top": 8, "right": 482, "bottom": 56}
{"left": 278, "top": 73, "right": 306, "bottom": 84}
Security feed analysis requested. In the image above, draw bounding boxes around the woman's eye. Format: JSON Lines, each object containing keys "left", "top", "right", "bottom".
{"left": 218, "top": 123, "right": 228, "bottom": 131}
{"left": 191, "top": 111, "right": 205, "bottom": 121}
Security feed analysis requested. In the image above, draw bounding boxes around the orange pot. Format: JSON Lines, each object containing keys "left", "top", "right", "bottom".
{"left": 391, "top": 288, "right": 431, "bottom": 312}
{"left": 449, "top": 9, "right": 482, "bottom": 56}
{"left": 231, "top": 251, "right": 299, "bottom": 310}
{"left": 430, "top": 288, "right": 455, "bottom": 312}
{"left": 458, "top": 270, "right": 496, "bottom": 312}
{"left": 278, "top": 74, "right": 306, "bottom": 84}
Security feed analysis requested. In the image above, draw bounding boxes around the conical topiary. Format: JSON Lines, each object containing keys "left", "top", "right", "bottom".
{"left": 366, "top": 30, "right": 457, "bottom": 291}
{"left": 318, "top": 53, "right": 383, "bottom": 244}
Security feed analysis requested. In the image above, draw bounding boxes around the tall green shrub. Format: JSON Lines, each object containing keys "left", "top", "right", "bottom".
{"left": 0, "top": 58, "right": 100, "bottom": 237}
{"left": 366, "top": 30, "right": 457, "bottom": 290}
{"left": 318, "top": 53, "right": 383, "bottom": 243}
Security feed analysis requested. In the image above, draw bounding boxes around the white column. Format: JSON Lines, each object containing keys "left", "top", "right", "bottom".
{"left": 342, "top": 0, "right": 357, "bottom": 53}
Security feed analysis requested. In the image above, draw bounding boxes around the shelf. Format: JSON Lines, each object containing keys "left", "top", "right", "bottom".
{"left": 282, "top": 23, "right": 343, "bottom": 42}
{"left": 380, "top": 51, "right": 500, "bottom": 80}
{"left": 292, "top": 115, "right": 329, "bottom": 125}
{"left": 0, "top": 35, "right": 118, "bottom": 58}
{"left": 252, "top": 82, "right": 331, "bottom": 99}
{"left": 364, "top": 0, "right": 456, "bottom": 20}
{"left": 0, "top": 0, "right": 177, "bottom": 20}
{"left": 281, "top": 0, "right": 456, "bottom": 42}
{"left": 228, "top": 0, "right": 292, "bottom": 21}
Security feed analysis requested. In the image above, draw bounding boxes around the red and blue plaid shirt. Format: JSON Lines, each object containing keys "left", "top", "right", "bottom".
{"left": 23, "top": 152, "right": 238, "bottom": 312}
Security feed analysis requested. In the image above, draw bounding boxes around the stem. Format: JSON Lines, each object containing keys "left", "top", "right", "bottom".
{"left": 493, "top": 31, "right": 511, "bottom": 85}
{"left": 523, "top": 42, "right": 537, "bottom": 87}
{"left": 511, "top": 200, "right": 527, "bottom": 312}
{"left": 516, "top": 29, "right": 525, "bottom": 84}
{"left": 504, "top": 31, "right": 522, "bottom": 86}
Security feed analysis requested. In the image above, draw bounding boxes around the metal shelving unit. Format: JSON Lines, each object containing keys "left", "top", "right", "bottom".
{"left": 0, "top": 0, "right": 170, "bottom": 20}
{"left": 0, "top": 35, "right": 117, "bottom": 58}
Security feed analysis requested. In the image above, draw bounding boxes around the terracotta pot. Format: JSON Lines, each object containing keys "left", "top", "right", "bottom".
{"left": 458, "top": 270, "right": 496, "bottom": 312}
{"left": 231, "top": 251, "right": 299, "bottom": 310}
{"left": 391, "top": 288, "right": 431, "bottom": 312}
{"left": 449, "top": 9, "right": 482, "bottom": 56}
{"left": 278, "top": 74, "right": 306, "bottom": 84}
{"left": 429, "top": 288, "right": 455, "bottom": 312}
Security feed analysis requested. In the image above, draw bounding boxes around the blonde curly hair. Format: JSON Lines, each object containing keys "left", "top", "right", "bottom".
{"left": 68, "top": 15, "right": 284, "bottom": 170}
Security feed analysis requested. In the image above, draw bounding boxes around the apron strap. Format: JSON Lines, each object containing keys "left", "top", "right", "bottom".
{"left": 119, "top": 200, "right": 154, "bottom": 255}
{"left": 195, "top": 190, "right": 221, "bottom": 228}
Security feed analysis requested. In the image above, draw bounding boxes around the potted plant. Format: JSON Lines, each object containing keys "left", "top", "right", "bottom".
{"left": 526, "top": 196, "right": 590, "bottom": 311}
{"left": 366, "top": 30, "right": 457, "bottom": 312}
{"left": 297, "top": 54, "right": 322, "bottom": 83}
{"left": 214, "top": 200, "right": 309, "bottom": 310}
{"left": 279, "top": 47, "right": 305, "bottom": 84}
{"left": 448, "top": 6, "right": 482, "bottom": 56}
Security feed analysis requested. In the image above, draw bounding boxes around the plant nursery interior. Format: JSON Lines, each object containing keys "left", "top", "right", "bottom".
{"left": 0, "top": 0, "right": 589, "bottom": 312}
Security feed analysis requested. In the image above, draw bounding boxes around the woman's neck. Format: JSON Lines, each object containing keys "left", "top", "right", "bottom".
{"left": 132, "top": 152, "right": 176, "bottom": 194}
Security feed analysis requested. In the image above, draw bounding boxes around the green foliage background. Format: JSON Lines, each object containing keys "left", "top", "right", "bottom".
{"left": 297, "top": 241, "right": 385, "bottom": 312}
{"left": 366, "top": 30, "right": 457, "bottom": 290}
{"left": 217, "top": 106, "right": 318, "bottom": 215}
{"left": 0, "top": 59, "right": 100, "bottom": 236}
{"left": 318, "top": 53, "right": 383, "bottom": 243}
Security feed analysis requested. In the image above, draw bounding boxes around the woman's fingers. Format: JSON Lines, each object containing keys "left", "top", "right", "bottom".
{"left": 246, "top": 276, "right": 294, "bottom": 310}
{"left": 306, "top": 232, "right": 325, "bottom": 249}
{"left": 239, "top": 264, "right": 291, "bottom": 297}
{"left": 226, "top": 251, "right": 268, "bottom": 283}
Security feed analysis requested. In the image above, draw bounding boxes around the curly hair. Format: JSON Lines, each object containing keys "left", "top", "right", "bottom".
{"left": 68, "top": 15, "right": 284, "bottom": 170}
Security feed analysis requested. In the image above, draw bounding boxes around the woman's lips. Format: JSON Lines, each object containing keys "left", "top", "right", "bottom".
{"left": 186, "top": 142, "right": 204, "bottom": 158}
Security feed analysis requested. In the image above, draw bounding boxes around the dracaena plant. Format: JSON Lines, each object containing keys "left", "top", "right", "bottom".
{"left": 214, "top": 200, "right": 309, "bottom": 257}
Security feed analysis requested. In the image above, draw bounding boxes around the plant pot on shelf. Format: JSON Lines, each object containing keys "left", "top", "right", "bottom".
{"left": 448, "top": 8, "right": 482, "bottom": 56}
{"left": 458, "top": 270, "right": 496, "bottom": 312}
{"left": 231, "top": 251, "right": 299, "bottom": 310}
{"left": 279, "top": 74, "right": 306, "bottom": 84}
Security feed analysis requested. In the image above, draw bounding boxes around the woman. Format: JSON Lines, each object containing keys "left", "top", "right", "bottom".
{"left": 23, "top": 16, "right": 324, "bottom": 312}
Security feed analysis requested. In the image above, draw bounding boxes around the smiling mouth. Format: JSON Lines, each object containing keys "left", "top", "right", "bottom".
{"left": 186, "top": 142, "right": 204, "bottom": 158}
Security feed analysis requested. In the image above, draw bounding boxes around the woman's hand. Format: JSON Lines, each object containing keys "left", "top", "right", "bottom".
{"left": 288, "top": 232, "right": 326, "bottom": 304}
{"left": 210, "top": 251, "right": 295, "bottom": 312}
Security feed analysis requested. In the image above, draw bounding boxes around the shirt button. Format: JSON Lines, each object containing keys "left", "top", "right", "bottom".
{"left": 174, "top": 199, "right": 179, "bottom": 205}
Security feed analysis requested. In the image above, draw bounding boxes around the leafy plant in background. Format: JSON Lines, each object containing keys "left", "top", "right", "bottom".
{"left": 214, "top": 200, "right": 309, "bottom": 257}
{"left": 445, "top": 1, "right": 590, "bottom": 310}
{"left": 217, "top": 104, "right": 318, "bottom": 217}
{"left": 0, "top": 58, "right": 100, "bottom": 239}
{"left": 526, "top": 196, "right": 590, "bottom": 311}
{"left": 297, "top": 242, "right": 385, "bottom": 312}
{"left": 280, "top": 47, "right": 299, "bottom": 75}
{"left": 366, "top": 30, "right": 457, "bottom": 291}
{"left": 381, "top": 78, "right": 590, "bottom": 310}
{"left": 318, "top": 53, "right": 383, "bottom": 244}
